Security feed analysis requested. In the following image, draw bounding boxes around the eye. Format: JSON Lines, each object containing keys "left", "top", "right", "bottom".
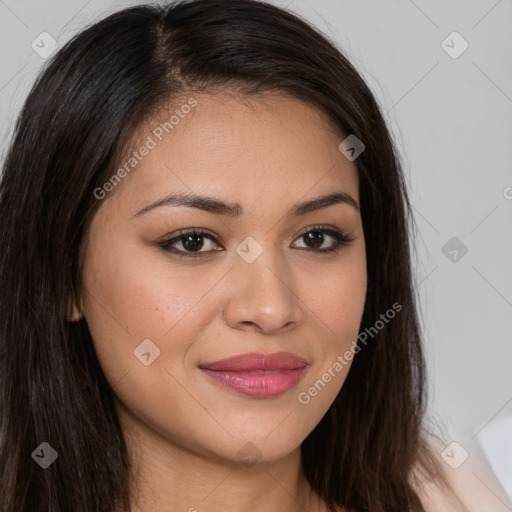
{"left": 157, "top": 228, "right": 221, "bottom": 258}
{"left": 291, "top": 226, "right": 354, "bottom": 253}
{"left": 157, "top": 225, "right": 354, "bottom": 259}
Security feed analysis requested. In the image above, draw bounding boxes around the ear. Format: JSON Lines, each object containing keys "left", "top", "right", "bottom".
{"left": 66, "top": 297, "right": 83, "bottom": 322}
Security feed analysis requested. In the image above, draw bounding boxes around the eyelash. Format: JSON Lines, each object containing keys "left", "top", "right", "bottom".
{"left": 157, "top": 225, "right": 354, "bottom": 259}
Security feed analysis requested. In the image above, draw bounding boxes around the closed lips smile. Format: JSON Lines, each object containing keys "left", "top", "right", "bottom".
{"left": 198, "top": 351, "right": 309, "bottom": 398}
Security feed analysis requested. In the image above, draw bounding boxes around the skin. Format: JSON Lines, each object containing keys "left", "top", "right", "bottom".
{"left": 72, "top": 91, "right": 367, "bottom": 512}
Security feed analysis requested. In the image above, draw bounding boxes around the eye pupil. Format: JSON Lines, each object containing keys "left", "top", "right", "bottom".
{"left": 304, "top": 230, "right": 323, "bottom": 249}
{"left": 183, "top": 234, "right": 204, "bottom": 251}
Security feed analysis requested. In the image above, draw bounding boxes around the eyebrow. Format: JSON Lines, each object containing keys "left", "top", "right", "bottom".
{"left": 133, "top": 190, "right": 359, "bottom": 218}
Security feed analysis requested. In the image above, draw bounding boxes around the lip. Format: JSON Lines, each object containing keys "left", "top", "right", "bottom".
{"left": 198, "top": 351, "right": 309, "bottom": 398}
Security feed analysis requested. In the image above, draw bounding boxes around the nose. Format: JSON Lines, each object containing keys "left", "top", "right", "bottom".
{"left": 222, "top": 244, "right": 304, "bottom": 335}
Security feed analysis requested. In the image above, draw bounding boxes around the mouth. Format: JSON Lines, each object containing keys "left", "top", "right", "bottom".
{"left": 198, "top": 351, "right": 309, "bottom": 398}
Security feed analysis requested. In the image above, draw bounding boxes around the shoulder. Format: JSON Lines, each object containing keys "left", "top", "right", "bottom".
{"left": 413, "top": 435, "right": 512, "bottom": 512}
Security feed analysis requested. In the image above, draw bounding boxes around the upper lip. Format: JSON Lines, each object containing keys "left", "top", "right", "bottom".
{"left": 199, "top": 351, "right": 308, "bottom": 371}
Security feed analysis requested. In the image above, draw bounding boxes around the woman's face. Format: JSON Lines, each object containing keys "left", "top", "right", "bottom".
{"left": 78, "top": 91, "right": 367, "bottom": 464}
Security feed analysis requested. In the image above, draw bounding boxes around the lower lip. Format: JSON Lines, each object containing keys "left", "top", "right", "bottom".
{"left": 200, "top": 367, "right": 307, "bottom": 398}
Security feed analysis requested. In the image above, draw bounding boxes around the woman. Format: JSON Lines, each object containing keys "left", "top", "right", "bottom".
{"left": 0, "top": 1, "right": 503, "bottom": 510}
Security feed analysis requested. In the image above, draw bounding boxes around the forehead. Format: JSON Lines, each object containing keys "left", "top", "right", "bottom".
{"left": 108, "top": 91, "right": 359, "bottom": 215}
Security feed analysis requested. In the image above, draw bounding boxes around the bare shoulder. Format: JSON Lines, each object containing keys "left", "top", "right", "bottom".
{"left": 413, "top": 437, "right": 512, "bottom": 512}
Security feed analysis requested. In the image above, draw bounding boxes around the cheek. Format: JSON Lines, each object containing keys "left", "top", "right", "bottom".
{"left": 80, "top": 243, "right": 222, "bottom": 446}
{"left": 82, "top": 227, "right": 220, "bottom": 331}
{"left": 80, "top": 235, "right": 214, "bottom": 386}
{"left": 310, "top": 251, "right": 367, "bottom": 347}
{"left": 294, "top": 249, "right": 367, "bottom": 413}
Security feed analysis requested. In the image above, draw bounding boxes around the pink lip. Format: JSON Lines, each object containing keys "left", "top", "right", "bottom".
{"left": 199, "top": 352, "right": 309, "bottom": 398}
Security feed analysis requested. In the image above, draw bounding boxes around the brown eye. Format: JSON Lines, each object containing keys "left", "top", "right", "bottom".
{"left": 181, "top": 233, "right": 206, "bottom": 252}
{"left": 292, "top": 227, "right": 354, "bottom": 253}
{"left": 302, "top": 230, "right": 325, "bottom": 249}
{"left": 158, "top": 229, "right": 221, "bottom": 258}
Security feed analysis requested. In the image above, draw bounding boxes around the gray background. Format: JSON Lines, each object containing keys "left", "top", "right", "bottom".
{"left": 1, "top": 0, "right": 511, "bottom": 497}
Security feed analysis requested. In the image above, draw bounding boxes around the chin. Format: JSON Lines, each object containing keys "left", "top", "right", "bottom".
{"left": 205, "top": 429, "right": 307, "bottom": 466}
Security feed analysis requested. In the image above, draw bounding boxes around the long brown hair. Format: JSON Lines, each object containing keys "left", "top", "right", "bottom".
{"left": 0, "top": 1, "right": 457, "bottom": 510}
